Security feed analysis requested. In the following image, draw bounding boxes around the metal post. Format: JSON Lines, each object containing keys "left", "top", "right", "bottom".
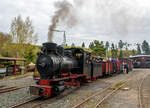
{"left": 106, "top": 48, "right": 108, "bottom": 58}
{"left": 62, "top": 31, "right": 66, "bottom": 47}
{"left": 14, "top": 60, "right": 16, "bottom": 75}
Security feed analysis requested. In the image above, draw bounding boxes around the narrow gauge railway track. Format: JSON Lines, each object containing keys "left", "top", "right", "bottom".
{"left": 10, "top": 87, "right": 76, "bottom": 108}
{"left": 0, "top": 86, "right": 23, "bottom": 94}
{"left": 31, "top": 88, "right": 76, "bottom": 108}
{"left": 19, "top": 82, "right": 127, "bottom": 108}
{"left": 0, "top": 86, "right": 17, "bottom": 91}
{"left": 0, "top": 85, "right": 5, "bottom": 88}
{"left": 33, "top": 74, "right": 139, "bottom": 108}
{"left": 9, "top": 97, "right": 41, "bottom": 108}
{"left": 12, "top": 75, "right": 32, "bottom": 80}
{"left": 10, "top": 78, "right": 133, "bottom": 108}
{"left": 9, "top": 96, "right": 57, "bottom": 108}
{"left": 9, "top": 74, "right": 145, "bottom": 108}
{"left": 72, "top": 78, "right": 132, "bottom": 108}
{"left": 138, "top": 75, "right": 148, "bottom": 108}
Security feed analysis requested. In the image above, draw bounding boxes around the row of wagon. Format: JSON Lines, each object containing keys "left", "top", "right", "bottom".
{"left": 84, "top": 58, "right": 133, "bottom": 80}
{"left": 33, "top": 58, "right": 133, "bottom": 80}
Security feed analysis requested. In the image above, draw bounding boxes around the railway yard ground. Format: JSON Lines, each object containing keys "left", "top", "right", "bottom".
{"left": 0, "top": 69, "right": 150, "bottom": 108}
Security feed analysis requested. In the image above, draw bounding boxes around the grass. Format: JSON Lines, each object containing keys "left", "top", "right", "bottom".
{"left": 110, "top": 82, "right": 125, "bottom": 90}
{"left": 115, "top": 82, "right": 125, "bottom": 89}
{"left": 100, "top": 102, "right": 108, "bottom": 108}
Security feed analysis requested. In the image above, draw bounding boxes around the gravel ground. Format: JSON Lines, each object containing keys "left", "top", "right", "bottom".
{"left": 103, "top": 69, "right": 150, "bottom": 108}
{"left": 0, "top": 76, "right": 35, "bottom": 87}
{"left": 0, "top": 75, "right": 35, "bottom": 108}
{"left": 36, "top": 69, "right": 142, "bottom": 108}
{"left": 142, "top": 74, "right": 150, "bottom": 108}
{"left": 0, "top": 69, "right": 149, "bottom": 108}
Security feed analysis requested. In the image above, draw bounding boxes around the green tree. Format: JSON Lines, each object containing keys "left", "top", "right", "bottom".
{"left": 24, "top": 45, "right": 35, "bottom": 65}
{"left": 111, "top": 43, "right": 118, "bottom": 58}
{"left": 90, "top": 40, "right": 106, "bottom": 57}
{"left": 0, "top": 51, "right": 13, "bottom": 67}
{"left": 142, "top": 40, "right": 150, "bottom": 54}
{"left": 105, "top": 41, "right": 109, "bottom": 58}
{"left": 131, "top": 49, "right": 136, "bottom": 55}
{"left": 124, "top": 42, "right": 130, "bottom": 50}
{"left": 105, "top": 41, "right": 109, "bottom": 49}
{"left": 24, "top": 44, "right": 40, "bottom": 65}
{"left": 114, "top": 45, "right": 118, "bottom": 58}
{"left": 100, "top": 41, "right": 104, "bottom": 46}
{"left": 82, "top": 42, "right": 85, "bottom": 47}
{"left": 124, "top": 42, "right": 131, "bottom": 57}
{"left": 71, "top": 43, "right": 75, "bottom": 47}
{"left": 0, "top": 32, "right": 12, "bottom": 55}
{"left": 111, "top": 43, "right": 115, "bottom": 58}
{"left": 89, "top": 42, "right": 94, "bottom": 49}
{"left": 137, "top": 43, "right": 141, "bottom": 54}
{"left": 118, "top": 40, "right": 124, "bottom": 58}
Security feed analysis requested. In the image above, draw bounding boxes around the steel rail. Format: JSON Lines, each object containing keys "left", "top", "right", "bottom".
{"left": 72, "top": 79, "right": 127, "bottom": 108}
{"left": 0, "top": 87, "right": 23, "bottom": 94}
{"left": 94, "top": 81, "right": 127, "bottom": 108}
{"left": 9, "top": 97, "right": 40, "bottom": 108}
{"left": 138, "top": 75, "right": 147, "bottom": 108}
{"left": 0, "top": 85, "right": 5, "bottom": 88}
{"left": 0, "top": 86, "right": 17, "bottom": 91}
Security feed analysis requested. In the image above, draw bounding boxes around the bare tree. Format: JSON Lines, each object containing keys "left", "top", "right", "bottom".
{"left": 10, "top": 15, "right": 38, "bottom": 57}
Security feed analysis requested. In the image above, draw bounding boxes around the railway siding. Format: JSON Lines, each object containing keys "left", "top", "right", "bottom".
{"left": 34, "top": 69, "right": 144, "bottom": 108}
{"left": 0, "top": 76, "right": 35, "bottom": 108}
{"left": 1, "top": 69, "right": 150, "bottom": 108}
{"left": 101, "top": 69, "right": 150, "bottom": 108}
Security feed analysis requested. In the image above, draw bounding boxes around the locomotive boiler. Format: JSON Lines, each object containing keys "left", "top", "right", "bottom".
{"left": 36, "top": 42, "right": 78, "bottom": 79}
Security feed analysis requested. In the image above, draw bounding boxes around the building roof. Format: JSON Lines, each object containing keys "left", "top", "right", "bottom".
{"left": 130, "top": 55, "right": 150, "bottom": 58}
{"left": 0, "top": 57, "right": 25, "bottom": 61}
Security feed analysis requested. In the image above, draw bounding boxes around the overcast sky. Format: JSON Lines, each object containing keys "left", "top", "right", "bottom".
{"left": 1, "top": 0, "right": 150, "bottom": 47}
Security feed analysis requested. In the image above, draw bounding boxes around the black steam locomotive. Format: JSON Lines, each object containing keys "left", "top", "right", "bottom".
{"left": 36, "top": 42, "right": 78, "bottom": 79}
{"left": 30, "top": 42, "right": 133, "bottom": 97}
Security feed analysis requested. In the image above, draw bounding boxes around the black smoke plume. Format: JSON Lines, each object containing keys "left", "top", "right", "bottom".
{"left": 48, "top": 0, "right": 77, "bottom": 42}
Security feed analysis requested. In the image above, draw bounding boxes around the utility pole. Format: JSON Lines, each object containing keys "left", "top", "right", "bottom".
{"left": 106, "top": 48, "right": 108, "bottom": 59}
{"left": 62, "top": 31, "right": 66, "bottom": 47}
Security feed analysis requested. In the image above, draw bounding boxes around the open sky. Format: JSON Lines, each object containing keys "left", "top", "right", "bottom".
{"left": 0, "top": 0, "right": 150, "bottom": 47}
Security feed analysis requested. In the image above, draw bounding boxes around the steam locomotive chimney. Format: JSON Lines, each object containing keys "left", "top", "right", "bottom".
{"left": 42, "top": 42, "right": 57, "bottom": 53}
